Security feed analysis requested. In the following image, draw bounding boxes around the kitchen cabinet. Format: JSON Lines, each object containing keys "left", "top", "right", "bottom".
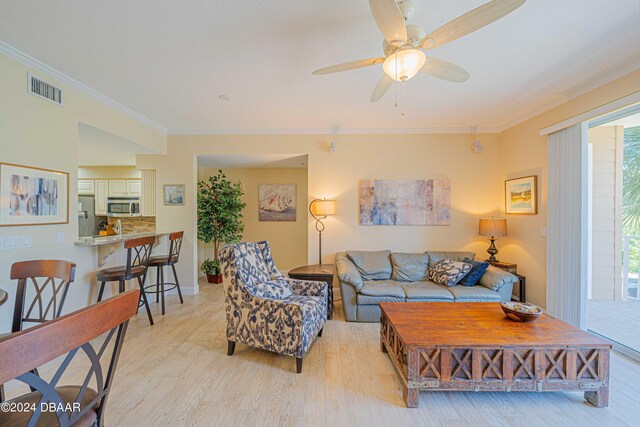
{"left": 108, "top": 179, "right": 141, "bottom": 197}
{"left": 108, "top": 180, "right": 127, "bottom": 197}
{"left": 126, "top": 180, "right": 142, "bottom": 196}
{"left": 95, "top": 180, "right": 108, "bottom": 215}
{"left": 78, "top": 179, "right": 95, "bottom": 195}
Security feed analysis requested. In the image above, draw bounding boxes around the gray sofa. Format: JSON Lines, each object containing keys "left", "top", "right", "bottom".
{"left": 336, "top": 250, "right": 518, "bottom": 322}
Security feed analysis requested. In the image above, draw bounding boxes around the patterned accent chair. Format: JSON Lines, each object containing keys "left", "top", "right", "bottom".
{"left": 220, "top": 241, "right": 327, "bottom": 373}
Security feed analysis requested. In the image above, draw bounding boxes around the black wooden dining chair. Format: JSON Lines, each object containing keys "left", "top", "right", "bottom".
{"left": 0, "top": 290, "right": 139, "bottom": 427}
{"left": 0, "top": 260, "right": 76, "bottom": 402}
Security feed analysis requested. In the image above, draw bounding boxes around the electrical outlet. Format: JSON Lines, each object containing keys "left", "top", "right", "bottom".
{"left": 0, "top": 235, "right": 32, "bottom": 250}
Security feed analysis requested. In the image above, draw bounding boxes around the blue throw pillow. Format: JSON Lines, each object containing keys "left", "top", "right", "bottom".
{"left": 459, "top": 258, "right": 489, "bottom": 287}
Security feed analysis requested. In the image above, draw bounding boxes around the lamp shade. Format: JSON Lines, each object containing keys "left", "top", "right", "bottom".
{"left": 383, "top": 49, "right": 426, "bottom": 82}
{"left": 479, "top": 218, "right": 507, "bottom": 237}
{"left": 312, "top": 199, "right": 336, "bottom": 216}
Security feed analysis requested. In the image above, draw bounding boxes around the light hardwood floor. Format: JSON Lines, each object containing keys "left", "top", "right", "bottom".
{"left": 588, "top": 299, "right": 640, "bottom": 351}
{"left": 5, "top": 281, "right": 640, "bottom": 426}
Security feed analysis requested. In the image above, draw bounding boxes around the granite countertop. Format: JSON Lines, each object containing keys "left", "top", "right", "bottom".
{"left": 74, "top": 231, "right": 170, "bottom": 247}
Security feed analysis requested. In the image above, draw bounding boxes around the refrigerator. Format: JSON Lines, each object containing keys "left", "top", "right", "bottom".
{"left": 78, "top": 195, "right": 106, "bottom": 237}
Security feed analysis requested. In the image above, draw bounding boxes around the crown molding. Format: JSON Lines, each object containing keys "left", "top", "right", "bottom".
{"left": 494, "top": 53, "right": 640, "bottom": 133}
{"left": 0, "top": 41, "right": 168, "bottom": 134}
{"left": 168, "top": 126, "right": 503, "bottom": 136}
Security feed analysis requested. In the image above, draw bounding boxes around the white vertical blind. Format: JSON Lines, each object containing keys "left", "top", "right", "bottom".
{"left": 546, "top": 123, "right": 589, "bottom": 328}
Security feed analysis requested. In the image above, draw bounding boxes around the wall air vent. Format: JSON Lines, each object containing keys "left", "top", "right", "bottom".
{"left": 27, "top": 73, "right": 63, "bottom": 106}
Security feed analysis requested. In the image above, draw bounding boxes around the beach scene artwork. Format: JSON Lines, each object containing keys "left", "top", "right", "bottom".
{"left": 505, "top": 176, "right": 537, "bottom": 214}
{"left": 259, "top": 184, "right": 296, "bottom": 221}
{"left": 359, "top": 179, "right": 451, "bottom": 226}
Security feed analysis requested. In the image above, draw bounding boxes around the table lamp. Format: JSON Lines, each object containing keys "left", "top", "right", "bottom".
{"left": 479, "top": 217, "right": 508, "bottom": 262}
{"left": 309, "top": 199, "right": 336, "bottom": 265}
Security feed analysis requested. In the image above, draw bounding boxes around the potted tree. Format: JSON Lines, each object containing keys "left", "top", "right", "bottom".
{"left": 198, "top": 170, "right": 245, "bottom": 284}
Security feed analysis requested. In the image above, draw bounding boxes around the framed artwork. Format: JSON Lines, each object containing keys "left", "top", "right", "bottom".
{"left": 0, "top": 163, "right": 69, "bottom": 226}
{"left": 505, "top": 175, "right": 537, "bottom": 214}
{"left": 163, "top": 184, "right": 185, "bottom": 206}
{"left": 359, "top": 179, "right": 451, "bottom": 226}
{"left": 259, "top": 184, "right": 296, "bottom": 221}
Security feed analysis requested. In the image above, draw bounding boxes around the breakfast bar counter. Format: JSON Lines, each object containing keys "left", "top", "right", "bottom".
{"left": 74, "top": 231, "right": 170, "bottom": 268}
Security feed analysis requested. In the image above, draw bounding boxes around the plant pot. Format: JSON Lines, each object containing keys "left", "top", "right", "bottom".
{"left": 207, "top": 273, "right": 223, "bottom": 284}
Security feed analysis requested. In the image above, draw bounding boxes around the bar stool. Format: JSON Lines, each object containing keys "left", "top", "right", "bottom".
{"left": 96, "top": 235, "right": 155, "bottom": 325}
{"left": 144, "top": 231, "right": 184, "bottom": 315}
{"left": 0, "top": 259, "right": 76, "bottom": 402}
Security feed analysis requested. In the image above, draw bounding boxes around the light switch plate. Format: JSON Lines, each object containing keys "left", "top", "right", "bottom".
{"left": 540, "top": 227, "right": 548, "bottom": 237}
{"left": 57, "top": 232, "right": 65, "bottom": 243}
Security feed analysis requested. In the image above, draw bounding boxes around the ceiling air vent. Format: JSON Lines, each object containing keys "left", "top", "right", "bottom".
{"left": 27, "top": 73, "right": 63, "bottom": 106}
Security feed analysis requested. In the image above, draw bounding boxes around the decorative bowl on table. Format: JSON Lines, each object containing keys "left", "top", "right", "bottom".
{"left": 500, "top": 301, "right": 543, "bottom": 322}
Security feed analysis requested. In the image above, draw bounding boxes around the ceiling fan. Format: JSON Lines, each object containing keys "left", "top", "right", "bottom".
{"left": 313, "top": 0, "right": 526, "bottom": 102}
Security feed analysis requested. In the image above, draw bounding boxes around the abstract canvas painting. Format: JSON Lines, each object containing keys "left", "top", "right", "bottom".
{"left": 359, "top": 179, "right": 450, "bottom": 226}
{"left": 259, "top": 184, "right": 296, "bottom": 221}
{"left": 0, "top": 163, "right": 69, "bottom": 226}
{"left": 164, "top": 184, "right": 185, "bottom": 206}
{"left": 505, "top": 175, "right": 537, "bottom": 214}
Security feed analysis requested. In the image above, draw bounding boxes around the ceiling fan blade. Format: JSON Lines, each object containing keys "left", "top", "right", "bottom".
{"left": 369, "top": 0, "right": 407, "bottom": 46}
{"left": 420, "top": 0, "right": 526, "bottom": 50}
{"left": 420, "top": 57, "right": 470, "bottom": 83}
{"left": 313, "top": 57, "right": 385, "bottom": 75}
{"left": 370, "top": 74, "right": 394, "bottom": 102}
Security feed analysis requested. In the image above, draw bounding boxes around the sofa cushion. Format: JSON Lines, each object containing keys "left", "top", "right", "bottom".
{"left": 426, "top": 251, "right": 476, "bottom": 268}
{"left": 428, "top": 260, "right": 472, "bottom": 287}
{"left": 399, "top": 281, "right": 455, "bottom": 301}
{"left": 447, "top": 285, "right": 502, "bottom": 302}
{"left": 479, "top": 265, "right": 518, "bottom": 291}
{"left": 346, "top": 250, "right": 392, "bottom": 280}
{"left": 359, "top": 280, "right": 406, "bottom": 298}
{"left": 391, "top": 252, "right": 430, "bottom": 282}
{"left": 357, "top": 293, "right": 405, "bottom": 305}
{"left": 247, "top": 277, "right": 293, "bottom": 300}
{"left": 459, "top": 258, "right": 490, "bottom": 287}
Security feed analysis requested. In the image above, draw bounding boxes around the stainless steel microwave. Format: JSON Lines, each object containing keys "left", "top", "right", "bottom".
{"left": 106, "top": 197, "right": 141, "bottom": 217}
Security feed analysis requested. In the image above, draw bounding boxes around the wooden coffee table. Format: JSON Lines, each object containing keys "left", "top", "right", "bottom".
{"left": 380, "top": 302, "right": 611, "bottom": 408}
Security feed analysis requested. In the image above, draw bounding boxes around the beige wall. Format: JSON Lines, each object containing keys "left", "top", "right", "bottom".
{"left": 138, "top": 133, "right": 504, "bottom": 293}
{"left": 0, "top": 53, "right": 165, "bottom": 331}
{"left": 198, "top": 167, "right": 308, "bottom": 271}
{"left": 499, "top": 69, "right": 640, "bottom": 308}
{"left": 78, "top": 166, "right": 141, "bottom": 179}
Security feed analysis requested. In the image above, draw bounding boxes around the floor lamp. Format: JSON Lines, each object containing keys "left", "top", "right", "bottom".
{"left": 309, "top": 199, "right": 336, "bottom": 265}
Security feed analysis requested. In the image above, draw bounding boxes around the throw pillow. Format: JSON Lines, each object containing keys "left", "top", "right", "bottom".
{"left": 249, "top": 277, "right": 293, "bottom": 300}
{"left": 391, "top": 252, "right": 430, "bottom": 282}
{"left": 428, "top": 259, "right": 473, "bottom": 287}
{"left": 458, "top": 258, "right": 490, "bottom": 287}
{"left": 346, "top": 250, "right": 392, "bottom": 280}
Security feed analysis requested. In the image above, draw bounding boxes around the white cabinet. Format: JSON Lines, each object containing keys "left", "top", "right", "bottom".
{"left": 78, "top": 179, "right": 95, "bottom": 195}
{"left": 126, "top": 180, "right": 142, "bottom": 196}
{"left": 108, "top": 179, "right": 141, "bottom": 197}
{"left": 95, "top": 180, "right": 108, "bottom": 215}
{"left": 108, "top": 180, "right": 127, "bottom": 197}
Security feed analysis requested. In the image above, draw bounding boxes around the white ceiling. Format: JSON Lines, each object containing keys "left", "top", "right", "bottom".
{"left": 78, "top": 123, "right": 156, "bottom": 166}
{"left": 1, "top": 1, "right": 639, "bottom": 133}
{"left": 198, "top": 154, "right": 308, "bottom": 169}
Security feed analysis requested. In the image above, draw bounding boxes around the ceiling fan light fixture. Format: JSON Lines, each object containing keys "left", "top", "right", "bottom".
{"left": 382, "top": 48, "right": 426, "bottom": 82}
